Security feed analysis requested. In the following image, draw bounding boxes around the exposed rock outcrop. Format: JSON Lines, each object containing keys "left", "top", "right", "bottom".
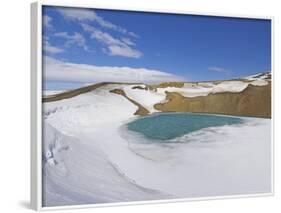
{"left": 43, "top": 74, "right": 271, "bottom": 118}
{"left": 43, "top": 82, "right": 141, "bottom": 103}
{"left": 43, "top": 82, "right": 110, "bottom": 103}
{"left": 154, "top": 83, "right": 271, "bottom": 118}
{"left": 132, "top": 85, "right": 148, "bottom": 90}
{"left": 110, "top": 89, "right": 150, "bottom": 116}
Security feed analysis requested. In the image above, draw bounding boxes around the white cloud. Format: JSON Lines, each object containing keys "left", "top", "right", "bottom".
{"left": 43, "top": 15, "right": 53, "bottom": 29}
{"left": 106, "top": 45, "right": 142, "bottom": 58}
{"left": 43, "top": 56, "right": 184, "bottom": 83}
{"left": 43, "top": 40, "right": 64, "bottom": 54}
{"left": 55, "top": 8, "right": 141, "bottom": 56}
{"left": 56, "top": 8, "right": 97, "bottom": 21}
{"left": 121, "top": 37, "right": 135, "bottom": 46}
{"left": 82, "top": 24, "right": 122, "bottom": 45}
{"left": 56, "top": 7, "right": 136, "bottom": 36}
{"left": 81, "top": 23, "right": 142, "bottom": 58}
{"left": 54, "top": 32, "right": 89, "bottom": 51}
{"left": 208, "top": 67, "right": 230, "bottom": 74}
{"left": 128, "top": 32, "right": 139, "bottom": 38}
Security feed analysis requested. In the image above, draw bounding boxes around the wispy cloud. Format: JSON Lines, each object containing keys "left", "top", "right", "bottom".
{"left": 105, "top": 45, "right": 142, "bottom": 58}
{"left": 43, "top": 56, "right": 184, "bottom": 83}
{"left": 56, "top": 7, "right": 138, "bottom": 37}
{"left": 57, "top": 8, "right": 98, "bottom": 21}
{"left": 43, "top": 40, "right": 64, "bottom": 54}
{"left": 43, "top": 15, "right": 53, "bottom": 29}
{"left": 55, "top": 7, "right": 141, "bottom": 58}
{"left": 81, "top": 23, "right": 142, "bottom": 58}
{"left": 208, "top": 66, "right": 230, "bottom": 74}
{"left": 128, "top": 31, "right": 139, "bottom": 38}
{"left": 54, "top": 32, "right": 89, "bottom": 51}
{"left": 121, "top": 37, "right": 136, "bottom": 46}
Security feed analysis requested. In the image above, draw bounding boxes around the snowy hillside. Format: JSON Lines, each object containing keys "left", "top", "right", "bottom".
{"left": 242, "top": 71, "right": 271, "bottom": 81}
{"left": 43, "top": 90, "right": 65, "bottom": 97}
{"left": 43, "top": 75, "right": 271, "bottom": 206}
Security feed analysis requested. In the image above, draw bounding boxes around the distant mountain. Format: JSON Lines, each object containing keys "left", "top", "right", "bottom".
{"left": 242, "top": 71, "right": 271, "bottom": 81}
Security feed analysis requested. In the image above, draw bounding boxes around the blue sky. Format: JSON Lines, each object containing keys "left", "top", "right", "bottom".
{"left": 42, "top": 6, "right": 271, "bottom": 90}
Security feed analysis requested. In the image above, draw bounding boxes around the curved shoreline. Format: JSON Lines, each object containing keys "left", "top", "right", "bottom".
{"left": 102, "top": 115, "right": 271, "bottom": 198}
{"left": 42, "top": 79, "right": 272, "bottom": 205}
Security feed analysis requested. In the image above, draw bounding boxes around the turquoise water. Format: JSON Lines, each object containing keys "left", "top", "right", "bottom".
{"left": 127, "top": 113, "right": 242, "bottom": 140}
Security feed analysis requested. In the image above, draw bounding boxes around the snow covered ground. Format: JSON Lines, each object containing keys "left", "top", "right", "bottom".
{"left": 156, "top": 80, "right": 268, "bottom": 98}
{"left": 43, "top": 90, "right": 65, "bottom": 97}
{"left": 116, "top": 78, "right": 269, "bottom": 114}
{"left": 243, "top": 72, "right": 271, "bottom": 81}
{"left": 43, "top": 80, "right": 271, "bottom": 207}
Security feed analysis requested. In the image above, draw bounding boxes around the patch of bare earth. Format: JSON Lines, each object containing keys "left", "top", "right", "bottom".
{"left": 154, "top": 83, "right": 271, "bottom": 118}
{"left": 43, "top": 82, "right": 142, "bottom": 103}
{"left": 110, "top": 89, "right": 150, "bottom": 116}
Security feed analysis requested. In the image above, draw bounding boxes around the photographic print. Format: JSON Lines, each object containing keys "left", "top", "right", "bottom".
{"left": 40, "top": 5, "right": 272, "bottom": 208}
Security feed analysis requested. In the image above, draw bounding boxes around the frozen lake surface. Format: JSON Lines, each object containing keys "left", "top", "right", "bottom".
{"left": 127, "top": 113, "right": 242, "bottom": 140}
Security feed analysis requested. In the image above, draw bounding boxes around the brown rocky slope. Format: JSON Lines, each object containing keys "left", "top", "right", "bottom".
{"left": 43, "top": 79, "right": 271, "bottom": 118}
{"left": 154, "top": 83, "right": 271, "bottom": 118}
{"left": 110, "top": 89, "right": 150, "bottom": 116}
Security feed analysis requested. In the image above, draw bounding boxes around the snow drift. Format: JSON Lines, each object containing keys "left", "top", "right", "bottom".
{"left": 42, "top": 80, "right": 271, "bottom": 206}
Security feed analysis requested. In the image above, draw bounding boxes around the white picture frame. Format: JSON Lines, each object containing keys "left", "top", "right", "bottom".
{"left": 31, "top": 1, "right": 274, "bottom": 211}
